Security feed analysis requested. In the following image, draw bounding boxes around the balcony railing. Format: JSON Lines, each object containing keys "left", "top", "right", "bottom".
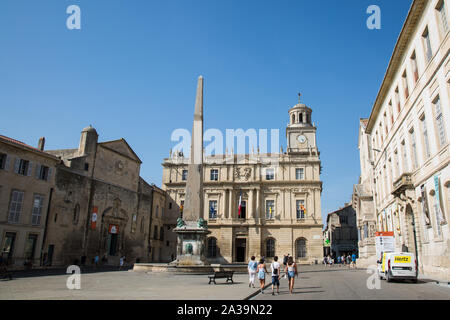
{"left": 392, "top": 173, "right": 413, "bottom": 197}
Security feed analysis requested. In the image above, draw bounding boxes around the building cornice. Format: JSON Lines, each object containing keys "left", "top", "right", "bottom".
{"left": 366, "top": 0, "right": 427, "bottom": 133}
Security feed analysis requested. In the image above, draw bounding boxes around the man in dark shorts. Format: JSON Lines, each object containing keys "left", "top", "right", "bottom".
{"left": 271, "top": 256, "right": 281, "bottom": 295}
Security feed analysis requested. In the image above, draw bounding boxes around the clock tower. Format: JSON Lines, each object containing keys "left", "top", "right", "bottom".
{"left": 286, "top": 94, "right": 318, "bottom": 153}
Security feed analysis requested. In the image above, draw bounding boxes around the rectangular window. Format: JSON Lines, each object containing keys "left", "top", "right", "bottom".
{"left": 209, "top": 200, "right": 218, "bottom": 219}
{"left": 24, "top": 234, "right": 38, "bottom": 260}
{"left": 296, "top": 200, "right": 306, "bottom": 220}
{"left": 182, "top": 170, "right": 188, "bottom": 181}
{"left": 411, "top": 51, "right": 419, "bottom": 83}
{"left": 437, "top": 1, "right": 449, "bottom": 33}
{"left": 38, "top": 165, "right": 49, "bottom": 180}
{"left": 266, "top": 200, "right": 275, "bottom": 219}
{"left": 266, "top": 168, "right": 274, "bottom": 180}
{"left": 8, "top": 190, "right": 24, "bottom": 223}
{"left": 402, "top": 71, "right": 409, "bottom": 99}
{"left": 31, "top": 195, "right": 44, "bottom": 225}
{"left": 410, "top": 128, "right": 419, "bottom": 169}
{"left": 0, "top": 153, "right": 6, "bottom": 170}
{"left": 434, "top": 96, "right": 447, "bottom": 148}
{"left": 339, "top": 215, "right": 348, "bottom": 224}
{"left": 394, "top": 149, "right": 399, "bottom": 179}
{"left": 295, "top": 168, "right": 304, "bottom": 180}
{"left": 210, "top": 169, "right": 218, "bottom": 181}
{"left": 395, "top": 87, "right": 401, "bottom": 112}
{"left": 15, "top": 159, "right": 30, "bottom": 176}
{"left": 423, "top": 27, "right": 433, "bottom": 62}
{"left": 3, "top": 232, "right": 16, "bottom": 260}
{"left": 420, "top": 115, "right": 431, "bottom": 159}
{"left": 401, "top": 140, "right": 409, "bottom": 173}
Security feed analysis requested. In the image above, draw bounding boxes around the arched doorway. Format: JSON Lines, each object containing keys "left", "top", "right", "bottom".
{"left": 404, "top": 204, "right": 417, "bottom": 256}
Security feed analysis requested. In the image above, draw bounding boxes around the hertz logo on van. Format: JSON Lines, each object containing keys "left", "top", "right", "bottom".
{"left": 394, "top": 256, "right": 411, "bottom": 263}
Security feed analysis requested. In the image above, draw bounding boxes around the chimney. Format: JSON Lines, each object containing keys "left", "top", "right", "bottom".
{"left": 38, "top": 137, "right": 45, "bottom": 151}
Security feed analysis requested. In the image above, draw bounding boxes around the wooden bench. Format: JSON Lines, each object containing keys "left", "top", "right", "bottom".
{"left": 208, "top": 271, "right": 234, "bottom": 284}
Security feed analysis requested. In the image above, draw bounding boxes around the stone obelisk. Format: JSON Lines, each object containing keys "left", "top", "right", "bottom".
{"left": 172, "top": 76, "right": 210, "bottom": 266}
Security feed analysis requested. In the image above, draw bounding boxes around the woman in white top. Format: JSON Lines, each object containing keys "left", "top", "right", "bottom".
{"left": 284, "top": 257, "right": 298, "bottom": 294}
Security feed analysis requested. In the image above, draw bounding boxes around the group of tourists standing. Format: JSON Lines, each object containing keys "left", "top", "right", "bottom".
{"left": 247, "top": 253, "right": 298, "bottom": 295}
{"left": 323, "top": 252, "right": 357, "bottom": 268}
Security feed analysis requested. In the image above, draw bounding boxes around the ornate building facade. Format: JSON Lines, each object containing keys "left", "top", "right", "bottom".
{"left": 162, "top": 98, "right": 323, "bottom": 264}
{"left": 355, "top": 0, "right": 450, "bottom": 279}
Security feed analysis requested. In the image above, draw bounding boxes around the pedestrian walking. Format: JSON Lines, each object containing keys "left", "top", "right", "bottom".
{"left": 247, "top": 256, "right": 258, "bottom": 288}
{"left": 283, "top": 254, "right": 288, "bottom": 267}
{"left": 257, "top": 258, "right": 268, "bottom": 294}
{"left": 119, "top": 255, "right": 126, "bottom": 270}
{"left": 94, "top": 254, "right": 99, "bottom": 270}
{"left": 285, "top": 256, "right": 298, "bottom": 294}
{"left": 270, "top": 256, "right": 281, "bottom": 295}
{"left": 351, "top": 252, "right": 357, "bottom": 269}
{"left": 346, "top": 254, "right": 351, "bottom": 266}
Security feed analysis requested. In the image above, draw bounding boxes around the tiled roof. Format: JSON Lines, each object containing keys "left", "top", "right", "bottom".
{"left": 0, "top": 135, "right": 60, "bottom": 160}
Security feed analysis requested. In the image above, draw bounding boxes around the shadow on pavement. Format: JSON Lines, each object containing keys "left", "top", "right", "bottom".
{"left": 4, "top": 266, "right": 133, "bottom": 279}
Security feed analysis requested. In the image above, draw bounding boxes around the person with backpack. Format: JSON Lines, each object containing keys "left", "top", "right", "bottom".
{"left": 247, "top": 256, "right": 258, "bottom": 288}
{"left": 285, "top": 256, "right": 298, "bottom": 294}
{"left": 257, "top": 258, "right": 268, "bottom": 294}
{"left": 270, "top": 256, "right": 281, "bottom": 295}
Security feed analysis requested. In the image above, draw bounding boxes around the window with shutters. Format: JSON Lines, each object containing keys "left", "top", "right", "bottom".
{"left": 411, "top": 51, "right": 419, "bottom": 83}
{"left": 434, "top": 96, "right": 447, "bottom": 148}
{"left": 32, "top": 194, "right": 44, "bottom": 226}
{"left": 437, "top": 1, "right": 448, "bottom": 33}
{"left": 409, "top": 128, "right": 419, "bottom": 169}
{"left": 0, "top": 153, "right": 6, "bottom": 170}
{"left": 8, "top": 190, "right": 24, "bottom": 223}
{"left": 16, "top": 159, "right": 30, "bottom": 176}
{"left": 402, "top": 71, "right": 409, "bottom": 99}
{"left": 395, "top": 87, "right": 401, "bottom": 112}
{"left": 423, "top": 27, "right": 433, "bottom": 62}
{"left": 420, "top": 114, "right": 431, "bottom": 159}
{"left": 38, "top": 165, "right": 49, "bottom": 180}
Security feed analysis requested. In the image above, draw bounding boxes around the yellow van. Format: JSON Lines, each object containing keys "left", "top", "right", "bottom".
{"left": 378, "top": 252, "right": 418, "bottom": 283}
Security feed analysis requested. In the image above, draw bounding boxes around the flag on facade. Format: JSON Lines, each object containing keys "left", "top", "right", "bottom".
{"left": 238, "top": 191, "right": 242, "bottom": 218}
{"left": 300, "top": 204, "right": 306, "bottom": 215}
{"left": 91, "top": 206, "right": 98, "bottom": 230}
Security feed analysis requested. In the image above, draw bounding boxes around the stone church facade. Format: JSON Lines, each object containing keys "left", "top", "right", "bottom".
{"left": 42, "top": 126, "right": 168, "bottom": 266}
{"left": 162, "top": 98, "right": 323, "bottom": 264}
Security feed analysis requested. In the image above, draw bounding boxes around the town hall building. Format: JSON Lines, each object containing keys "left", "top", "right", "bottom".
{"left": 162, "top": 97, "right": 324, "bottom": 264}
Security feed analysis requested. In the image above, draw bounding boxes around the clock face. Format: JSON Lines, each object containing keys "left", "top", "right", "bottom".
{"left": 297, "top": 135, "right": 307, "bottom": 144}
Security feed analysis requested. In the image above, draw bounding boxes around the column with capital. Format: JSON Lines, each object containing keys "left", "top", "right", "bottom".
{"left": 249, "top": 189, "right": 254, "bottom": 219}
{"left": 256, "top": 188, "right": 260, "bottom": 220}
{"left": 228, "top": 189, "right": 234, "bottom": 220}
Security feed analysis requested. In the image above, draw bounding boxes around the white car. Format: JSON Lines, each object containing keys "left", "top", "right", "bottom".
{"left": 377, "top": 252, "right": 418, "bottom": 283}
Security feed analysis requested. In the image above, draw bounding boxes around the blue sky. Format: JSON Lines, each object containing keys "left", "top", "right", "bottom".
{"left": 0, "top": 0, "right": 412, "bottom": 224}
